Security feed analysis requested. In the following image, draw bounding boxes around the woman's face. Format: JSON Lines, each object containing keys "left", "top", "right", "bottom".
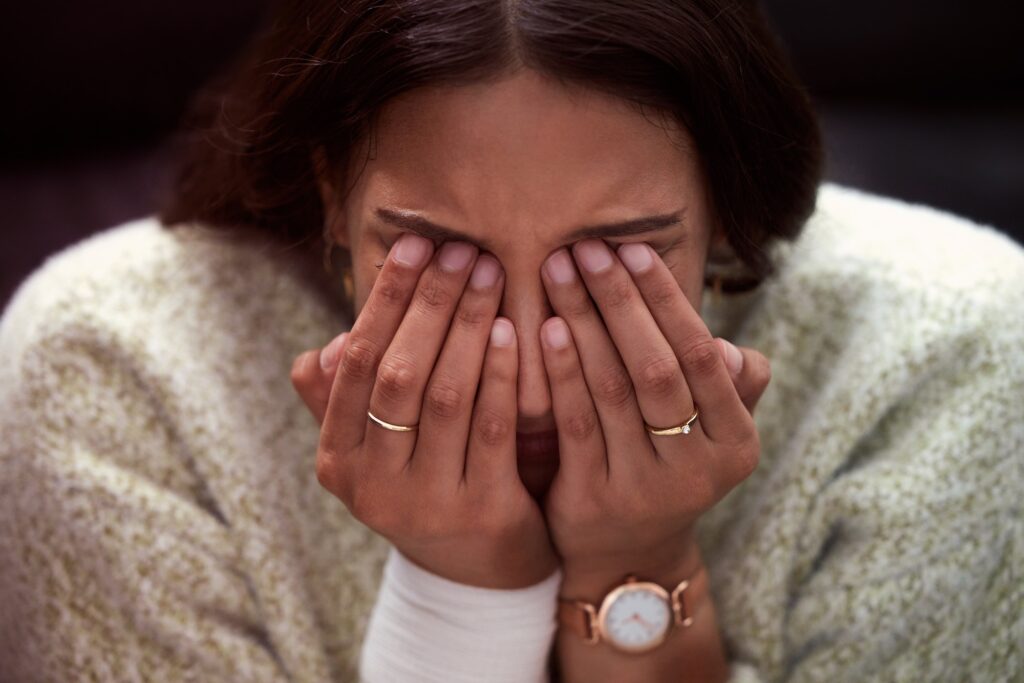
{"left": 319, "top": 67, "right": 720, "bottom": 442}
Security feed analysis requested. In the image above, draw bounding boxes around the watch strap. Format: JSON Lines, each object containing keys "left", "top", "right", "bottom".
{"left": 557, "top": 598, "right": 600, "bottom": 643}
{"left": 557, "top": 573, "right": 644, "bottom": 645}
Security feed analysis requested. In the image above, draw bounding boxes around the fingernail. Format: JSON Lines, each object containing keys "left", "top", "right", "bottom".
{"left": 438, "top": 241, "right": 475, "bottom": 272}
{"left": 320, "top": 332, "right": 348, "bottom": 371}
{"left": 542, "top": 318, "right": 570, "bottom": 349}
{"left": 393, "top": 233, "right": 431, "bottom": 267}
{"left": 470, "top": 255, "right": 501, "bottom": 289}
{"left": 618, "top": 243, "right": 653, "bottom": 274}
{"left": 721, "top": 338, "right": 743, "bottom": 376}
{"left": 574, "top": 240, "right": 613, "bottom": 273}
{"left": 543, "top": 249, "right": 576, "bottom": 284}
{"left": 490, "top": 318, "right": 514, "bottom": 347}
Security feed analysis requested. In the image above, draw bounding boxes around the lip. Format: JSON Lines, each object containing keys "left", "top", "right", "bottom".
{"left": 516, "top": 430, "right": 559, "bottom": 461}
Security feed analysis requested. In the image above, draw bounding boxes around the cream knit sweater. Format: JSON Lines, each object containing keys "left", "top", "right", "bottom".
{"left": 1, "top": 183, "right": 1021, "bottom": 682}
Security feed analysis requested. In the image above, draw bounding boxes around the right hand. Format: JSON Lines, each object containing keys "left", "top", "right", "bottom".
{"left": 291, "top": 233, "right": 559, "bottom": 589}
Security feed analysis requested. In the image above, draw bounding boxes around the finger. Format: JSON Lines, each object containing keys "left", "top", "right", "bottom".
{"left": 291, "top": 332, "right": 349, "bottom": 425}
{"left": 363, "top": 241, "right": 479, "bottom": 472}
{"left": 716, "top": 339, "right": 771, "bottom": 417}
{"left": 412, "top": 254, "right": 504, "bottom": 484}
{"left": 321, "top": 233, "right": 434, "bottom": 454}
{"left": 570, "top": 239, "right": 694, "bottom": 458}
{"left": 538, "top": 316, "right": 608, "bottom": 484}
{"left": 540, "top": 247, "right": 649, "bottom": 471}
{"left": 292, "top": 349, "right": 327, "bottom": 423}
{"left": 616, "top": 242, "right": 752, "bottom": 446}
{"left": 464, "top": 317, "right": 521, "bottom": 489}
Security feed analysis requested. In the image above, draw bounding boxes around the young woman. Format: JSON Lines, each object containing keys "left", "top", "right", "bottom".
{"left": 1, "top": 1, "right": 1020, "bottom": 681}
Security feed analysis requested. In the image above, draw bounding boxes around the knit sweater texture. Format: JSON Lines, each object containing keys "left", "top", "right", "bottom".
{"left": 1, "top": 183, "right": 1021, "bottom": 682}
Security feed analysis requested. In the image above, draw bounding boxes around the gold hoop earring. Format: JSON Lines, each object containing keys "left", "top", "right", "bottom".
{"left": 322, "top": 224, "right": 336, "bottom": 275}
{"left": 342, "top": 264, "right": 355, "bottom": 303}
{"left": 711, "top": 272, "right": 723, "bottom": 306}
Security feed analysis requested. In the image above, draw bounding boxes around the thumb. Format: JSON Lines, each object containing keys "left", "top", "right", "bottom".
{"left": 715, "top": 337, "right": 771, "bottom": 417}
{"left": 290, "top": 332, "right": 349, "bottom": 425}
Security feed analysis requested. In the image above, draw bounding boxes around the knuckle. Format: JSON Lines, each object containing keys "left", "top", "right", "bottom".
{"left": 563, "top": 409, "right": 600, "bottom": 442}
{"left": 424, "top": 378, "right": 466, "bottom": 420}
{"left": 453, "top": 300, "right": 491, "bottom": 330}
{"left": 314, "top": 451, "right": 335, "bottom": 491}
{"left": 375, "top": 273, "right": 408, "bottom": 306}
{"left": 376, "top": 355, "right": 419, "bottom": 401}
{"left": 561, "top": 294, "right": 596, "bottom": 321}
{"left": 413, "top": 273, "right": 456, "bottom": 313}
{"left": 591, "top": 366, "right": 634, "bottom": 408}
{"left": 340, "top": 339, "right": 379, "bottom": 380}
{"left": 636, "top": 354, "right": 681, "bottom": 398}
{"left": 681, "top": 337, "right": 722, "bottom": 379}
{"left": 645, "top": 280, "right": 678, "bottom": 309}
{"left": 315, "top": 447, "right": 344, "bottom": 494}
{"left": 602, "top": 278, "right": 635, "bottom": 311}
{"left": 551, "top": 359, "right": 582, "bottom": 386}
{"left": 474, "top": 407, "right": 512, "bottom": 447}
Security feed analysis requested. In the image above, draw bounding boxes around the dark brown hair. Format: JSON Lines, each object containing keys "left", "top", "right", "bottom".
{"left": 158, "top": 0, "right": 823, "bottom": 291}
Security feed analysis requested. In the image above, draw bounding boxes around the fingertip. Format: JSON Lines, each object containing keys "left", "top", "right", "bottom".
{"left": 717, "top": 337, "right": 743, "bottom": 377}
{"left": 754, "top": 348, "right": 771, "bottom": 385}
{"left": 540, "top": 317, "right": 571, "bottom": 350}
{"left": 291, "top": 349, "right": 319, "bottom": 388}
{"left": 320, "top": 332, "right": 349, "bottom": 372}
{"left": 490, "top": 317, "right": 515, "bottom": 347}
{"left": 391, "top": 233, "right": 433, "bottom": 268}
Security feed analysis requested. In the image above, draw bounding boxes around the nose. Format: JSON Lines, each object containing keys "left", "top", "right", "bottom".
{"left": 498, "top": 270, "right": 555, "bottom": 428}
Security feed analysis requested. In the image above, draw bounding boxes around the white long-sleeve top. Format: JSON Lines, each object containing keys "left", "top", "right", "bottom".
{"left": 359, "top": 546, "right": 562, "bottom": 682}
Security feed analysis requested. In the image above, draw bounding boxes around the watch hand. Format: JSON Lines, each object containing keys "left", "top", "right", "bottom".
{"left": 622, "top": 613, "right": 655, "bottom": 632}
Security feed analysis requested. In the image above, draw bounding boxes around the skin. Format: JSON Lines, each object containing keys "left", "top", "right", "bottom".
{"left": 291, "top": 67, "right": 771, "bottom": 681}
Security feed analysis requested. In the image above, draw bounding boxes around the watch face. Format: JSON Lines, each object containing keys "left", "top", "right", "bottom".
{"left": 599, "top": 583, "right": 672, "bottom": 653}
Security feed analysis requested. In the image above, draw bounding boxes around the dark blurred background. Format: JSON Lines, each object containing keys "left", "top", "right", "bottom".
{"left": 2, "top": 1, "right": 1022, "bottom": 308}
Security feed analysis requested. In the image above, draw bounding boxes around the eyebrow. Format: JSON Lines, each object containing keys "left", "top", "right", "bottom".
{"left": 373, "top": 207, "right": 686, "bottom": 251}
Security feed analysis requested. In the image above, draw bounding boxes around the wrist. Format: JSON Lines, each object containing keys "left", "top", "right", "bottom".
{"left": 553, "top": 544, "right": 729, "bottom": 683}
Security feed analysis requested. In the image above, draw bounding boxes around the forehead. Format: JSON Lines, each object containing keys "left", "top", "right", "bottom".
{"left": 348, "top": 69, "right": 702, "bottom": 241}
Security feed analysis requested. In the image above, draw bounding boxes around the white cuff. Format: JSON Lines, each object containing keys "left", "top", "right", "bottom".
{"left": 359, "top": 545, "right": 563, "bottom": 683}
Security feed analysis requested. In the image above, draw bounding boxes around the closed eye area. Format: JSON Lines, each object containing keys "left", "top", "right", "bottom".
{"left": 372, "top": 206, "right": 689, "bottom": 256}
{"left": 373, "top": 232, "right": 679, "bottom": 269}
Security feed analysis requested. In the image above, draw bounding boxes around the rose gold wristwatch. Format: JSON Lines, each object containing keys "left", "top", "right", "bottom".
{"left": 557, "top": 566, "right": 706, "bottom": 654}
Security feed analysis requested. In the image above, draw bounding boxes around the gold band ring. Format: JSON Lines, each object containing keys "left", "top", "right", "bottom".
{"left": 645, "top": 407, "right": 700, "bottom": 436}
{"left": 367, "top": 410, "right": 418, "bottom": 432}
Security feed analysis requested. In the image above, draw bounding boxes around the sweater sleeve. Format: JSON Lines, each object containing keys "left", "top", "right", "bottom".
{"left": 0, "top": 320, "right": 295, "bottom": 681}
{"left": 727, "top": 286, "right": 1023, "bottom": 682}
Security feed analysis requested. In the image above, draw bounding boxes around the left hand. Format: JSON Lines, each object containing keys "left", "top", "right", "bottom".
{"left": 538, "top": 239, "right": 771, "bottom": 581}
